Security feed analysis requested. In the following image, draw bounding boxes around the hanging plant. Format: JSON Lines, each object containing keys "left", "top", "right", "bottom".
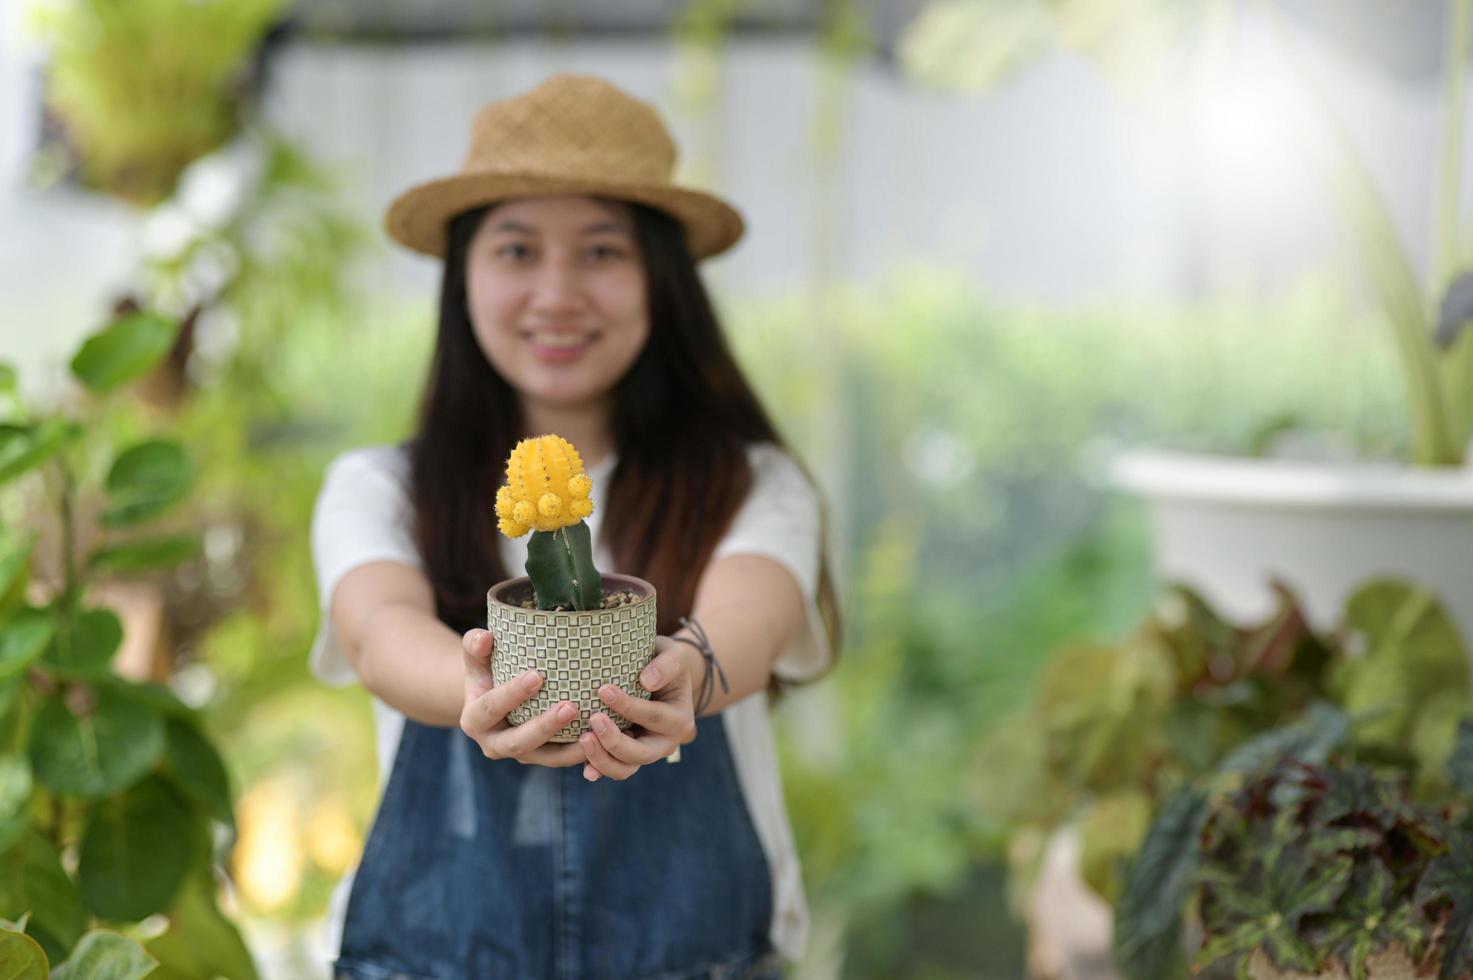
{"left": 33, "top": 0, "right": 286, "bottom": 206}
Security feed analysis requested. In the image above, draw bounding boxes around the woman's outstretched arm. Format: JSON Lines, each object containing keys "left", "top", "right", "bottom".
{"left": 328, "top": 560, "right": 467, "bottom": 726}
{"left": 332, "top": 560, "right": 588, "bottom": 767}
{"left": 675, "top": 552, "right": 809, "bottom": 715}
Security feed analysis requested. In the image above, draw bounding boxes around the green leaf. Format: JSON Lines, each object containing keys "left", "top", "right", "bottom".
{"left": 68, "top": 313, "right": 178, "bottom": 396}
{"left": 1112, "top": 785, "right": 1210, "bottom": 980}
{"left": 142, "top": 862, "right": 257, "bottom": 980}
{"left": 0, "top": 422, "right": 80, "bottom": 489}
{"left": 87, "top": 537, "right": 198, "bottom": 575}
{"left": 897, "top": 0, "right": 1052, "bottom": 94}
{"left": 1345, "top": 581, "right": 1467, "bottom": 708}
{"left": 1036, "top": 639, "right": 1172, "bottom": 793}
{"left": 41, "top": 610, "right": 122, "bottom": 682}
{"left": 162, "top": 719, "right": 232, "bottom": 828}
{"left": 0, "top": 613, "right": 53, "bottom": 683}
{"left": 0, "top": 926, "right": 49, "bottom": 979}
{"left": 1263, "top": 927, "right": 1319, "bottom": 972}
{"left": 0, "top": 363, "right": 16, "bottom": 393}
{"left": 1079, "top": 790, "right": 1151, "bottom": 904}
{"left": 1216, "top": 703, "right": 1349, "bottom": 776}
{"left": 79, "top": 779, "right": 193, "bottom": 922}
{"left": 50, "top": 930, "right": 156, "bottom": 980}
{"left": 0, "top": 536, "right": 36, "bottom": 618}
{"left": 102, "top": 682, "right": 191, "bottom": 721}
{"left": 1325, "top": 108, "right": 1456, "bottom": 464}
{"left": 0, "top": 678, "right": 20, "bottom": 727}
{"left": 1280, "top": 853, "right": 1352, "bottom": 929}
{"left": 0, "top": 755, "right": 32, "bottom": 859}
{"left": 102, "top": 442, "right": 192, "bottom": 528}
{"left": 0, "top": 832, "right": 85, "bottom": 964}
{"left": 1193, "top": 918, "right": 1269, "bottom": 973}
{"left": 1448, "top": 718, "right": 1473, "bottom": 796}
{"left": 1417, "top": 833, "right": 1473, "bottom": 979}
{"left": 28, "top": 688, "right": 166, "bottom": 799}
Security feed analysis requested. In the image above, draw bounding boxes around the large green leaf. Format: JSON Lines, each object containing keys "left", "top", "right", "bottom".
{"left": 87, "top": 538, "right": 199, "bottom": 576}
{"left": 78, "top": 779, "right": 193, "bottom": 922}
{"left": 0, "top": 926, "right": 48, "bottom": 979}
{"left": 101, "top": 682, "right": 191, "bottom": 720}
{"left": 1036, "top": 639, "right": 1172, "bottom": 793}
{"left": 0, "top": 832, "right": 85, "bottom": 964}
{"left": 50, "top": 930, "right": 156, "bottom": 980}
{"left": 162, "top": 720, "right": 232, "bottom": 828}
{"left": 102, "top": 442, "right": 192, "bottom": 528}
{"left": 1323, "top": 104, "right": 1456, "bottom": 464}
{"left": 0, "top": 613, "right": 53, "bottom": 683}
{"left": 41, "top": 610, "right": 122, "bottom": 682}
{"left": 28, "top": 688, "right": 165, "bottom": 799}
{"left": 1344, "top": 581, "right": 1468, "bottom": 701}
{"left": 0, "top": 422, "right": 80, "bottom": 489}
{"left": 68, "top": 313, "right": 178, "bottom": 396}
{"left": 143, "top": 862, "right": 258, "bottom": 980}
{"left": 0, "top": 755, "right": 32, "bottom": 859}
{"left": 0, "top": 536, "right": 35, "bottom": 619}
{"left": 1112, "top": 785, "right": 1210, "bottom": 980}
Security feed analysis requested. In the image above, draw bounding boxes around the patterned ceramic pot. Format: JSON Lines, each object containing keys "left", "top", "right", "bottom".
{"left": 486, "top": 573, "right": 657, "bottom": 743}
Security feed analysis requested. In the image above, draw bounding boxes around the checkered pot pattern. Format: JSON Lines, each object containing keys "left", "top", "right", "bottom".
{"left": 486, "top": 573, "right": 657, "bottom": 743}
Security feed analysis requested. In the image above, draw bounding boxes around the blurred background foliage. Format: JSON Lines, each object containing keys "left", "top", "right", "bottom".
{"left": 161, "top": 264, "right": 1403, "bottom": 975}
{"left": 3, "top": 0, "right": 1441, "bottom": 975}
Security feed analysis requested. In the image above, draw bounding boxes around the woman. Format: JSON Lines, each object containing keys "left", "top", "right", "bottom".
{"left": 310, "top": 73, "right": 841, "bottom": 979}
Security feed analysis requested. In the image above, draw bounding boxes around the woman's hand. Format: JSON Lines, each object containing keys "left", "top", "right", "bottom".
{"left": 580, "top": 636, "right": 698, "bottom": 782}
{"left": 460, "top": 628, "right": 587, "bottom": 767}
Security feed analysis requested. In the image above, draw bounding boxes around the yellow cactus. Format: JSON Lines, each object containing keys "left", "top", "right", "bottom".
{"left": 495, "top": 434, "right": 595, "bottom": 537}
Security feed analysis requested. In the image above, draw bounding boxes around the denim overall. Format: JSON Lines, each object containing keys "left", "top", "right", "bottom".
{"left": 333, "top": 712, "right": 779, "bottom": 980}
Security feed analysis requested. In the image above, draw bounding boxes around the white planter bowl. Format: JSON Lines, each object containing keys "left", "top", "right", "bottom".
{"left": 1107, "top": 450, "right": 1473, "bottom": 650}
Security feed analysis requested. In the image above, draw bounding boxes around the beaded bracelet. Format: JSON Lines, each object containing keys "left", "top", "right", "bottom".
{"left": 671, "top": 615, "right": 729, "bottom": 718}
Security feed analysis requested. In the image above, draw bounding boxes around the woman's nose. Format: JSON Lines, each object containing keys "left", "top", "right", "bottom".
{"left": 528, "top": 258, "right": 587, "bottom": 314}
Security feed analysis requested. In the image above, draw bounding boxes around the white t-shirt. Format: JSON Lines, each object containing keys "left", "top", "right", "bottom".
{"left": 308, "top": 441, "right": 833, "bottom": 964}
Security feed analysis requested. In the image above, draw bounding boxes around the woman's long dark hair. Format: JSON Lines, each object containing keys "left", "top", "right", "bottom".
{"left": 408, "top": 200, "right": 841, "bottom": 686}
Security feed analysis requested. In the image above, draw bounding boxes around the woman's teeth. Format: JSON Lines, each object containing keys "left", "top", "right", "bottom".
{"left": 532, "top": 334, "right": 590, "bottom": 348}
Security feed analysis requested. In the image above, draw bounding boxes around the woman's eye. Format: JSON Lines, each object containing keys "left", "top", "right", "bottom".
{"left": 587, "top": 244, "right": 625, "bottom": 260}
{"left": 496, "top": 243, "right": 533, "bottom": 260}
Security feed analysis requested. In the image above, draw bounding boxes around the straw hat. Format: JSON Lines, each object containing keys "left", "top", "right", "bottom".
{"left": 385, "top": 73, "right": 745, "bottom": 261}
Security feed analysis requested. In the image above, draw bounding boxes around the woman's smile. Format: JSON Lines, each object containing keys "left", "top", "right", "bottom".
{"left": 524, "top": 329, "right": 599, "bottom": 363}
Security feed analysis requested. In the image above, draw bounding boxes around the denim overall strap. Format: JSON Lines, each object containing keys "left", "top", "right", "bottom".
{"left": 335, "top": 714, "right": 776, "bottom": 980}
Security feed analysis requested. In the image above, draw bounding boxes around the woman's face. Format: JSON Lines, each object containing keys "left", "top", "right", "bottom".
{"left": 465, "top": 195, "right": 649, "bottom": 415}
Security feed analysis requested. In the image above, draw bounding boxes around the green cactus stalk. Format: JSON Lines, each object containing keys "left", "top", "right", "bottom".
{"left": 495, "top": 434, "right": 603, "bottom": 611}
{"left": 524, "top": 521, "right": 602, "bottom": 610}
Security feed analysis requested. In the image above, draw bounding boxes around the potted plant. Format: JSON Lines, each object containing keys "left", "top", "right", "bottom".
{"left": 1113, "top": 710, "right": 1473, "bottom": 978}
{"left": 976, "top": 578, "right": 1471, "bottom": 977}
{"left": 1101, "top": 0, "right": 1473, "bottom": 653}
{"left": 899, "top": 0, "right": 1473, "bottom": 655}
{"left": 0, "top": 310, "right": 256, "bottom": 976}
{"left": 34, "top": 0, "right": 285, "bottom": 206}
{"left": 486, "top": 434, "right": 657, "bottom": 742}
